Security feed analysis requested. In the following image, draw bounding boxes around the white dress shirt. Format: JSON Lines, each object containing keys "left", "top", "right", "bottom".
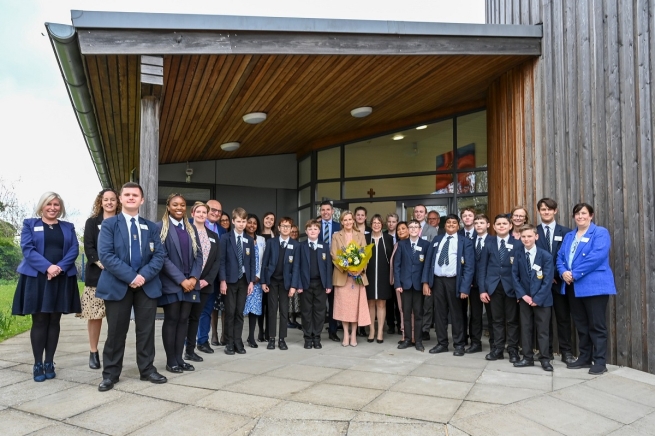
{"left": 434, "top": 233, "right": 458, "bottom": 277}
{"left": 122, "top": 211, "right": 142, "bottom": 260}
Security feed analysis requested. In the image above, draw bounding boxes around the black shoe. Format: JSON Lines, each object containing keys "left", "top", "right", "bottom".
{"left": 235, "top": 341, "right": 246, "bottom": 354}
{"left": 485, "top": 349, "right": 505, "bottom": 360}
{"left": 304, "top": 340, "right": 313, "bottom": 349}
{"left": 453, "top": 347, "right": 465, "bottom": 357}
{"left": 313, "top": 340, "right": 322, "bottom": 349}
{"left": 197, "top": 342, "right": 214, "bottom": 354}
{"left": 184, "top": 350, "right": 204, "bottom": 362}
{"left": 513, "top": 358, "right": 535, "bottom": 367}
{"left": 329, "top": 333, "right": 341, "bottom": 342}
{"left": 429, "top": 344, "right": 449, "bottom": 354}
{"left": 508, "top": 350, "right": 520, "bottom": 363}
{"left": 541, "top": 361, "right": 554, "bottom": 371}
{"left": 180, "top": 362, "right": 195, "bottom": 371}
{"left": 257, "top": 332, "right": 265, "bottom": 342}
{"left": 377, "top": 339, "right": 384, "bottom": 344}
{"left": 387, "top": 326, "right": 395, "bottom": 335}
{"left": 224, "top": 345, "right": 235, "bottom": 355}
{"left": 287, "top": 322, "right": 296, "bottom": 329}
{"left": 367, "top": 338, "right": 374, "bottom": 343}
{"left": 562, "top": 352, "right": 576, "bottom": 365}
{"left": 465, "top": 343, "right": 482, "bottom": 354}
{"left": 415, "top": 342, "right": 425, "bottom": 352}
{"left": 397, "top": 340, "right": 412, "bottom": 349}
{"left": 278, "top": 339, "right": 288, "bottom": 350}
{"left": 166, "top": 364, "right": 183, "bottom": 374}
{"left": 567, "top": 359, "right": 592, "bottom": 369}
{"left": 422, "top": 331, "right": 431, "bottom": 341}
{"left": 211, "top": 339, "right": 220, "bottom": 346}
{"left": 141, "top": 372, "right": 167, "bottom": 384}
{"left": 247, "top": 338, "right": 259, "bottom": 348}
{"left": 89, "top": 351, "right": 101, "bottom": 369}
{"left": 357, "top": 327, "right": 367, "bottom": 337}
{"left": 267, "top": 339, "right": 276, "bottom": 350}
{"left": 588, "top": 364, "right": 608, "bottom": 375}
{"left": 98, "top": 378, "right": 115, "bottom": 392}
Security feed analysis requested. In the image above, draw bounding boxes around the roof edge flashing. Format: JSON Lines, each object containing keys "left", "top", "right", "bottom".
{"left": 45, "top": 22, "right": 76, "bottom": 42}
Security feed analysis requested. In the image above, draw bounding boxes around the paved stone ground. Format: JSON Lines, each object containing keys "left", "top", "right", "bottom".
{"left": 2, "top": 316, "right": 655, "bottom": 435}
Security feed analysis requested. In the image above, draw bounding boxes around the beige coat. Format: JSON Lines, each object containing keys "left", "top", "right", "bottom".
{"left": 331, "top": 230, "right": 369, "bottom": 287}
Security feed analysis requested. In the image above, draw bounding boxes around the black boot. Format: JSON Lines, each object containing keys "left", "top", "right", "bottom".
{"left": 89, "top": 351, "right": 101, "bottom": 369}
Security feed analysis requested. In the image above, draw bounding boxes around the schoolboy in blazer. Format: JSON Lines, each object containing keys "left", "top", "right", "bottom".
{"left": 394, "top": 219, "right": 430, "bottom": 352}
{"left": 477, "top": 214, "right": 523, "bottom": 363}
{"left": 512, "top": 224, "right": 555, "bottom": 371}
{"left": 422, "top": 214, "right": 475, "bottom": 356}
{"left": 466, "top": 214, "right": 494, "bottom": 353}
{"left": 536, "top": 198, "right": 574, "bottom": 364}
{"left": 219, "top": 207, "right": 256, "bottom": 356}
{"left": 261, "top": 217, "right": 299, "bottom": 350}
{"left": 293, "top": 219, "right": 333, "bottom": 349}
{"left": 457, "top": 207, "right": 477, "bottom": 347}
{"left": 96, "top": 183, "right": 166, "bottom": 392}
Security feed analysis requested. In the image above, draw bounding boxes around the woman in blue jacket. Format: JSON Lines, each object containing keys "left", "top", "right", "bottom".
{"left": 13, "top": 192, "right": 81, "bottom": 382}
{"left": 557, "top": 203, "right": 616, "bottom": 375}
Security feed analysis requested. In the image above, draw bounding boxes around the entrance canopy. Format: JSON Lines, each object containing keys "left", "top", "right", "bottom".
{"left": 47, "top": 11, "right": 541, "bottom": 189}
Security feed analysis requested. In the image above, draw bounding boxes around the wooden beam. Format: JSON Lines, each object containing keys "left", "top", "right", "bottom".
{"left": 78, "top": 29, "right": 541, "bottom": 56}
{"left": 139, "top": 95, "right": 160, "bottom": 222}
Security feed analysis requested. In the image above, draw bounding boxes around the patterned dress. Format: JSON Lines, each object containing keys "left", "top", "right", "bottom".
{"left": 243, "top": 239, "right": 263, "bottom": 315}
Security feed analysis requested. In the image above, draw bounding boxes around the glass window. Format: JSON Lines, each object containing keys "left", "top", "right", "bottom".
{"left": 456, "top": 111, "right": 487, "bottom": 169}
{"left": 298, "top": 187, "right": 310, "bottom": 207}
{"left": 347, "top": 201, "right": 397, "bottom": 227}
{"left": 298, "top": 207, "right": 311, "bottom": 229}
{"left": 344, "top": 175, "right": 453, "bottom": 199}
{"left": 316, "top": 182, "right": 340, "bottom": 201}
{"left": 344, "top": 119, "right": 453, "bottom": 177}
{"left": 317, "top": 146, "right": 341, "bottom": 180}
{"left": 298, "top": 156, "right": 311, "bottom": 186}
{"left": 457, "top": 196, "right": 488, "bottom": 216}
{"left": 456, "top": 170, "right": 488, "bottom": 194}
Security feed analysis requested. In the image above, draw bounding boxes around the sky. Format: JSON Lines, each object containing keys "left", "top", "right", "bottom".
{"left": 0, "top": 0, "right": 485, "bottom": 230}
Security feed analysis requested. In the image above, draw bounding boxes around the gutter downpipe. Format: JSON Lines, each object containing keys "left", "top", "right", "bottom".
{"left": 45, "top": 22, "right": 111, "bottom": 188}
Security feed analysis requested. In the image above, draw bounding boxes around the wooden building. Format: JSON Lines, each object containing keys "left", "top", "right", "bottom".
{"left": 46, "top": 4, "right": 652, "bottom": 371}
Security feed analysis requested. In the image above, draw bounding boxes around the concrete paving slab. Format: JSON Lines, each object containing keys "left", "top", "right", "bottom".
{"left": 168, "top": 369, "right": 252, "bottom": 390}
{"left": 225, "top": 375, "right": 314, "bottom": 399}
{"left": 349, "top": 357, "right": 421, "bottom": 375}
{"left": 465, "top": 383, "right": 541, "bottom": 404}
{"left": 16, "top": 383, "right": 122, "bottom": 420}
{"left": 263, "top": 400, "right": 357, "bottom": 421}
{"left": 138, "top": 382, "right": 214, "bottom": 404}
{"left": 319, "top": 342, "right": 390, "bottom": 358}
{"left": 0, "top": 408, "right": 57, "bottom": 436}
{"left": 65, "top": 392, "right": 183, "bottom": 435}
{"left": 0, "top": 359, "right": 20, "bottom": 369}
{"left": 423, "top": 354, "right": 489, "bottom": 369}
{"left": 450, "top": 400, "right": 501, "bottom": 421}
{"left": 410, "top": 363, "right": 483, "bottom": 383}
{"left": 551, "top": 383, "right": 654, "bottom": 424}
{"left": 351, "top": 411, "right": 428, "bottom": 423}
{"left": 585, "top": 374, "right": 655, "bottom": 407}
{"left": 446, "top": 423, "right": 472, "bottom": 436}
{"left": 266, "top": 364, "right": 341, "bottom": 382}
{"left": 363, "top": 391, "right": 461, "bottom": 423}
{"left": 484, "top": 359, "right": 556, "bottom": 376}
{"left": 373, "top": 349, "right": 434, "bottom": 364}
{"left": 0, "top": 378, "right": 77, "bottom": 407}
{"left": 217, "top": 358, "right": 285, "bottom": 375}
{"left": 392, "top": 376, "right": 472, "bottom": 400}
{"left": 107, "top": 377, "right": 154, "bottom": 393}
{"left": 552, "top": 377, "right": 585, "bottom": 390}
{"left": 347, "top": 421, "right": 448, "bottom": 435}
{"left": 454, "top": 408, "right": 561, "bottom": 436}
{"left": 130, "top": 405, "right": 252, "bottom": 436}
{"left": 250, "top": 418, "right": 349, "bottom": 435}
{"left": 607, "top": 411, "right": 655, "bottom": 436}
{"left": 324, "top": 369, "right": 402, "bottom": 390}
{"left": 28, "top": 423, "right": 105, "bottom": 435}
{"left": 196, "top": 390, "right": 281, "bottom": 418}
{"left": 612, "top": 366, "right": 655, "bottom": 386}
{"left": 291, "top": 383, "right": 384, "bottom": 410}
{"left": 297, "top": 354, "right": 367, "bottom": 369}
{"left": 0, "top": 368, "right": 30, "bottom": 388}
{"left": 476, "top": 369, "right": 552, "bottom": 391}
{"left": 230, "top": 418, "right": 259, "bottom": 436}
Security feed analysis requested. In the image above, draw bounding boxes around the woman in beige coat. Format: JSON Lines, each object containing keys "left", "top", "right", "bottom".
{"left": 331, "top": 211, "right": 371, "bottom": 347}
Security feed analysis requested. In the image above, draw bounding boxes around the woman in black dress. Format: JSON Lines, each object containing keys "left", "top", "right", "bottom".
{"left": 365, "top": 214, "right": 394, "bottom": 343}
{"left": 78, "top": 189, "right": 120, "bottom": 369}
{"left": 13, "top": 192, "right": 81, "bottom": 382}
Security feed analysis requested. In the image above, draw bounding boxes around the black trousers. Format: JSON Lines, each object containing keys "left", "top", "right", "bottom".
{"left": 422, "top": 294, "right": 433, "bottom": 333}
{"left": 519, "top": 300, "right": 551, "bottom": 361}
{"left": 186, "top": 292, "right": 211, "bottom": 351}
{"left": 162, "top": 301, "right": 193, "bottom": 367}
{"left": 468, "top": 285, "right": 484, "bottom": 346}
{"left": 485, "top": 301, "right": 494, "bottom": 347}
{"left": 568, "top": 288, "right": 609, "bottom": 366}
{"left": 549, "top": 285, "right": 573, "bottom": 354}
{"left": 401, "top": 289, "right": 423, "bottom": 343}
{"left": 432, "top": 276, "right": 465, "bottom": 348}
{"left": 103, "top": 287, "right": 157, "bottom": 380}
{"left": 386, "top": 294, "right": 401, "bottom": 329}
{"left": 300, "top": 280, "right": 327, "bottom": 340}
{"left": 489, "top": 284, "right": 519, "bottom": 352}
{"left": 225, "top": 277, "right": 248, "bottom": 347}
{"left": 267, "top": 279, "right": 289, "bottom": 339}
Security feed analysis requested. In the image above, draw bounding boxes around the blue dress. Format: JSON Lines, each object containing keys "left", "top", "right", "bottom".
{"left": 243, "top": 241, "right": 263, "bottom": 315}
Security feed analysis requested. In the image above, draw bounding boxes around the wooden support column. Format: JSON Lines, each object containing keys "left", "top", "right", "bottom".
{"left": 139, "top": 55, "right": 163, "bottom": 221}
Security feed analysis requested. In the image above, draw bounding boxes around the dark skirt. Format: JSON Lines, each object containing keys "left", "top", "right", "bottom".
{"left": 158, "top": 290, "right": 201, "bottom": 306}
{"left": 12, "top": 273, "right": 81, "bottom": 315}
{"left": 214, "top": 291, "right": 225, "bottom": 312}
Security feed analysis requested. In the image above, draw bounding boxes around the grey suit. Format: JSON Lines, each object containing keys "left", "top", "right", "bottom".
{"left": 419, "top": 222, "right": 439, "bottom": 334}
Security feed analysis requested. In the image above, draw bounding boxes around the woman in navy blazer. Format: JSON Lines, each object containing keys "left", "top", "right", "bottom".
{"left": 557, "top": 203, "right": 616, "bottom": 375}
{"left": 157, "top": 194, "right": 203, "bottom": 373}
{"left": 13, "top": 192, "right": 81, "bottom": 382}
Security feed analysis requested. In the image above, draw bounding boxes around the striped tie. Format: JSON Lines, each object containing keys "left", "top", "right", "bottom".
{"left": 499, "top": 239, "right": 507, "bottom": 264}
{"left": 323, "top": 222, "right": 330, "bottom": 244}
{"left": 545, "top": 226, "right": 552, "bottom": 253}
{"left": 438, "top": 236, "right": 452, "bottom": 266}
{"left": 237, "top": 236, "right": 243, "bottom": 279}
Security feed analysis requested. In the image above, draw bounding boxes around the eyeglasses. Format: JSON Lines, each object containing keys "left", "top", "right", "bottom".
{"left": 512, "top": 215, "right": 526, "bottom": 219}
{"left": 279, "top": 225, "right": 291, "bottom": 229}
{"left": 220, "top": 218, "right": 229, "bottom": 223}
{"left": 408, "top": 225, "right": 420, "bottom": 229}
{"left": 210, "top": 208, "right": 222, "bottom": 214}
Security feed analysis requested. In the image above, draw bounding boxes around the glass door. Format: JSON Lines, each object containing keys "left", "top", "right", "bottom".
{"left": 398, "top": 198, "right": 451, "bottom": 224}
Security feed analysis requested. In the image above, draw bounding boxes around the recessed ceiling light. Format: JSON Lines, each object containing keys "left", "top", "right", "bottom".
{"left": 350, "top": 107, "right": 373, "bottom": 118}
{"left": 220, "top": 142, "right": 240, "bottom": 152}
{"left": 416, "top": 125, "right": 427, "bottom": 130}
{"left": 243, "top": 112, "right": 267, "bottom": 124}
{"left": 393, "top": 134, "right": 404, "bottom": 141}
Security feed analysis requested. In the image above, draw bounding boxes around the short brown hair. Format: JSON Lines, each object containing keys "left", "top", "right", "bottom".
{"left": 232, "top": 207, "right": 247, "bottom": 220}
{"left": 474, "top": 213, "right": 489, "bottom": 223}
{"left": 460, "top": 207, "right": 476, "bottom": 217}
{"left": 120, "top": 182, "right": 144, "bottom": 196}
{"left": 278, "top": 216, "right": 294, "bottom": 227}
{"left": 519, "top": 223, "right": 537, "bottom": 234}
{"left": 537, "top": 198, "right": 558, "bottom": 210}
{"left": 305, "top": 219, "right": 321, "bottom": 230}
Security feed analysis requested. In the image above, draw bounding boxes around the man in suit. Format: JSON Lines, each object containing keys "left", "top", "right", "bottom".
{"left": 96, "top": 182, "right": 167, "bottom": 392}
{"left": 385, "top": 213, "right": 401, "bottom": 334}
{"left": 536, "top": 197, "right": 575, "bottom": 364}
{"left": 512, "top": 224, "right": 555, "bottom": 371}
{"left": 423, "top": 214, "right": 475, "bottom": 356}
{"left": 466, "top": 213, "right": 494, "bottom": 353}
{"left": 427, "top": 211, "right": 446, "bottom": 236}
{"left": 394, "top": 220, "right": 430, "bottom": 352}
{"left": 219, "top": 207, "right": 256, "bottom": 355}
{"left": 413, "top": 204, "right": 438, "bottom": 341}
{"left": 317, "top": 200, "right": 341, "bottom": 342}
{"left": 293, "top": 219, "right": 333, "bottom": 349}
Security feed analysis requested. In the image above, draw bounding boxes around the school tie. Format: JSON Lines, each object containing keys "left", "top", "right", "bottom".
{"left": 281, "top": 241, "right": 287, "bottom": 249}
{"left": 130, "top": 218, "right": 142, "bottom": 271}
{"left": 526, "top": 251, "right": 533, "bottom": 278}
{"left": 476, "top": 237, "right": 482, "bottom": 258}
{"left": 438, "top": 236, "right": 452, "bottom": 266}
{"left": 411, "top": 242, "right": 416, "bottom": 254}
{"left": 310, "top": 242, "right": 315, "bottom": 250}
{"left": 499, "top": 239, "right": 508, "bottom": 264}
{"left": 178, "top": 223, "right": 183, "bottom": 230}
{"left": 466, "top": 231, "right": 472, "bottom": 240}
{"left": 323, "top": 222, "right": 330, "bottom": 244}
{"left": 545, "top": 226, "right": 552, "bottom": 253}
{"left": 236, "top": 236, "right": 244, "bottom": 279}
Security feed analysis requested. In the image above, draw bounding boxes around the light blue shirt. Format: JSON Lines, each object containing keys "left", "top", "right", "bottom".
{"left": 568, "top": 234, "right": 582, "bottom": 269}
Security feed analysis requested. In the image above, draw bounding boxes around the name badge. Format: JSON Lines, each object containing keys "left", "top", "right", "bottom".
{"left": 532, "top": 264, "right": 542, "bottom": 271}
{"left": 34, "top": 226, "right": 44, "bottom": 232}
{"left": 97, "top": 224, "right": 102, "bottom": 230}
{"left": 192, "top": 294, "right": 197, "bottom": 300}
{"left": 461, "top": 256, "right": 465, "bottom": 265}
{"left": 433, "top": 242, "right": 439, "bottom": 247}
{"left": 149, "top": 242, "right": 154, "bottom": 252}
{"left": 536, "top": 271, "right": 544, "bottom": 280}
{"left": 245, "top": 247, "right": 250, "bottom": 256}
{"left": 322, "top": 253, "right": 326, "bottom": 261}
{"left": 421, "top": 236, "right": 428, "bottom": 240}
{"left": 419, "top": 255, "right": 424, "bottom": 262}
{"left": 288, "top": 255, "right": 294, "bottom": 263}
{"left": 506, "top": 244, "right": 513, "bottom": 249}
{"left": 554, "top": 236, "right": 562, "bottom": 241}
{"left": 415, "top": 246, "right": 422, "bottom": 252}
{"left": 209, "top": 238, "right": 216, "bottom": 243}
{"left": 581, "top": 237, "right": 590, "bottom": 243}
{"left": 317, "top": 244, "right": 323, "bottom": 249}
{"left": 288, "top": 245, "right": 293, "bottom": 250}
{"left": 140, "top": 224, "right": 149, "bottom": 230}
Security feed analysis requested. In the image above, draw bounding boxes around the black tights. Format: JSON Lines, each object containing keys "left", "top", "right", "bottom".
{"left": 162, "top": 301, "right": 193, "bottom": 367}
{"left": 31, "top": 312, "right": 62, "bottom": 364}
{"left": 248, "top": 313, "right": 258, "bottom": 341}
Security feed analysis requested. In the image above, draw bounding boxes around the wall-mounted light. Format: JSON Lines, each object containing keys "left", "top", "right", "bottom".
{"left": 243, "top": 112, "right": 267, "bottom": 124}
{"left": 393, "top": 134, "right": 404, "bottom": 141}
{"left": 220, "top": 142, "right": 240, "bottom": 152}
{"left": 350, "top": 107, "right": 373, "bottom": 118}
{"left": 185, "top": 162, "right": 193, "bottom": 183}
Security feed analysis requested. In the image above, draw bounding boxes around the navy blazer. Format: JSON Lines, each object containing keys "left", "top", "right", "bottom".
{"left": 317, "top": 220, "right": 340, "bottom": 245}
{"left": 96, "top": 214, "right": 165, "bottom": 301}
{"left": 422, "top": 233, "right": 475, "bottom": 295}
{"left": 477, "top": 235, "right": 523, "bottom": 298}
{"left": 218, "top": 231, "right": 256, "bottom": 284}
{"left": 512, "top": 247, "right": 555, "bottom": 307}
{"left": 261, "top": 237, "right": 300, "bottom": 289}
{"left": 536, "top": 222, "right": 571, "bottom": 291}
{"left": 293, "top": 240, "right": 333, "bottom": 290}
{"left": 157, "top": 221, "right": 203, "bottom": 299}
{"left": 393, "top": 238, "right": 430, "bottom": 291}
{"left": 472, "top": 234, "right": 494, "bottom": 286}
{"left": 17, "top": 218, "right": 79, "bottom": 277}
{"left": 198, "top": 228, "right": 220, "bottom": 294}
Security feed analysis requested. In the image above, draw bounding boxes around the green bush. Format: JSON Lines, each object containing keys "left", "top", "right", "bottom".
{"left": 0, "top": 237, "right": 20, "bottom": 281}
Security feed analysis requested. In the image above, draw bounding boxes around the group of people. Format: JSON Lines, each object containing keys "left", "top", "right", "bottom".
{"left": 11, "top": 182, "right": 617, "bottom": 391}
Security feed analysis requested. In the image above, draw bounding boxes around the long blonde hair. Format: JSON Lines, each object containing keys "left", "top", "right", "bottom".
{"left": 160, "top": 193, "right": 198, "bottom": 256}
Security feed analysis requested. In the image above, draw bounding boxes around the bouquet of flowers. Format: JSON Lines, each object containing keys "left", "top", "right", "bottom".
{"left": 333, "top": 241, "right": 374, "bottom": 286}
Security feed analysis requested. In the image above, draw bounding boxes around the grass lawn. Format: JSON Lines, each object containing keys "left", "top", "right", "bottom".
{"left": 0, "top": 280, "right": 84, "bottom": 343}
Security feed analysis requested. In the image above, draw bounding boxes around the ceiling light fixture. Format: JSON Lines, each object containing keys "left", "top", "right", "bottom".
{"left": 416, "top": 125, "right": 427, "bottom": 130}
{"left": 220, "top": 142, "right": 240, "bottom": 152}
{"left": 393, "top": 134, "right": 404, "bottom": 141}
{"left": 243, "top": 112, "right": 267, "bottom": 124}
{"left": 350, "top": 106, "right": 373, "bottom": 118}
